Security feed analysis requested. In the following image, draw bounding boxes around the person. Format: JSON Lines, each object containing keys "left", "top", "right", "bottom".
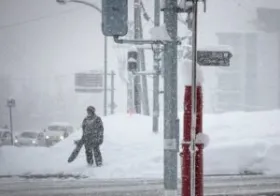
{"left": 81, "top": 106, "right": 104, "bottom": 166}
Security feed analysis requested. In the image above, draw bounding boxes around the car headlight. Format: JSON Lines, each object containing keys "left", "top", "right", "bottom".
{"left": 60, "top": 136, "right": 64, "bottom": 140}
{"left": 32, "top": 140, "right": 37, "bottom": 144}
{"left": 14, "top": 139, "right": 18, "bottom": 143}
{"left": 45, "top": 136, "right": 49, "bottom": 139}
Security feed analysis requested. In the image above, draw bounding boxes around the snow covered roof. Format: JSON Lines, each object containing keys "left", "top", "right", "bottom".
{"left": 149, "top": 25, "right": 171, "bottom": 41}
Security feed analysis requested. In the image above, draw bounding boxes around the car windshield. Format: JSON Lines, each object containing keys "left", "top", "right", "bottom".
{"left": 20, "top": 132, "right": 38, "bottom": 138}
{"left": 48, "top": 126, "right": 66, "bottom": 132}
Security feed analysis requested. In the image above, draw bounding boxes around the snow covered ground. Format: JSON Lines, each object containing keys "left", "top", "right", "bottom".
{"left": 0, "top": 110, "right": 280, "bottom": 179}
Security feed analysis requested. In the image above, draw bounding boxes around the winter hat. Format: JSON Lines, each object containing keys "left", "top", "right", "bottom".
{"left": 87, "top": 106, "right": 96, "bottom": 114}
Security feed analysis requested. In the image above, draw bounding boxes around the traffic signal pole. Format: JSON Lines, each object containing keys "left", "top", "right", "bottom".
{"left": 163, "top": 0, "right": 179, "bottom": 195}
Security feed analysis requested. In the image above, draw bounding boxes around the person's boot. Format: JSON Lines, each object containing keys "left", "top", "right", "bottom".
{"left": 86, "top": 154, "right": 94, "bottom": 166}
{"left": 96, "top": 162, "right": 102, "bottom": 167}
{"left": 87, "top": 159, "right": 94, "bottom": 167}
{"left": 93, "top": 145, "right": 102, "bottom": 167}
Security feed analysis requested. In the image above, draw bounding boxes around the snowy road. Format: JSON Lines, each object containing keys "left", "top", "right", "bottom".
{"left": 1, "top": 175, "right": 280, "bottom": 196}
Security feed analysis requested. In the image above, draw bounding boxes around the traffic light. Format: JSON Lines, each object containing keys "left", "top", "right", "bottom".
{"left": 102, "top": 0, "right": 128, "bottom": 37}
{"left": 127, "top": 50, "right": 138, "bottom": 72}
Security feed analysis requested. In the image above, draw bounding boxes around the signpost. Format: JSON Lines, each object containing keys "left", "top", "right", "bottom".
{"left": 197, "top": 50, "right": 233, "bottom": 66}
{"left": 7, "top": 98, "right": 15, "bottom": 146}
{"left": 75, "top": 70, "right": 116, "bottom": 115}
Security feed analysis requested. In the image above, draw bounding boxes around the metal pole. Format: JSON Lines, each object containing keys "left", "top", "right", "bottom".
{"left": 110, "top": 71, "right": 115, "bottom": 114}
{"left": 182, "top": 86, "right": 192, "bottom": 196}
{"left": 190, "top": 1, "right": 199, "bottom": 196}
{"left": 104, "top": 36, "right": 108, "bottom": 116}
{"left": 138, "top": 11, "right": 150, "bottom": 116}
{"left": 9, "top": 106, "right": 14, "bottom": 146}
{"left": 127, "top": 71, "right": 135, "bottom": 114}
{"left": 163, "top": 0, "right": 178, "bottom": 195}
{"left": 153, "top": 0, "right": 160, "bottom": 133}
{"left": 195, "top": 87, "right": 204, "bottom": 196}
{"left": 134, "top": 0, "right": 142, "bottom": 114}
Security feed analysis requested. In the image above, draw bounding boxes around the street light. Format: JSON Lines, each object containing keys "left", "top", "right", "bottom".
{"left": 56, "top": 0, "right": 108, "bottom": 116}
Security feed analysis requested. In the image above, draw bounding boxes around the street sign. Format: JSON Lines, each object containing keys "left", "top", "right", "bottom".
{"left": 75, "top": 71, "right": 103, "bottom": 87}
{"left": 197, "top": 50, "right": 232, "bottom": 66}
{"left": 102, "top": 0, "right": 128, "bottom": 36}
{"left": 75, "top": 71, "right": 104, "bottom": 93}
{"left": 7, "top": 98, "right": 16, "bottom": 107}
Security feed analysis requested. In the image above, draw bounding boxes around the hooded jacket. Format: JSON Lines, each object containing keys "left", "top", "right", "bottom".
{"left": 82, "top": 114, "right": 104, "bottom": 145}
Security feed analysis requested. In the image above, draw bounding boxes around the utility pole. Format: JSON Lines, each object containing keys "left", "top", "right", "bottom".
{"left": 152, "top": 0, "right": 161, "bottom": 133}
{"left": 134, "top": 0, "right": 150, "bottom": 115}
{"left": 133, "top": 0, "right": 142, "bottom": 114}
{"left": 163, "top": 0, "right": 178, "bottom": 195}
{"left": 138, "top": 11, "right": 150, "bottom": 116}
{"left": 125, "top": 22, "right": 136, "bottom": 115}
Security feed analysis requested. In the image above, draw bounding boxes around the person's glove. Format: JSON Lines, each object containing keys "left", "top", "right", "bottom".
{"left": 74, "top": 140, "right": 80, "bottom": 145}
{"left": 98, "top": 138, "right": 103, "bottom": 145}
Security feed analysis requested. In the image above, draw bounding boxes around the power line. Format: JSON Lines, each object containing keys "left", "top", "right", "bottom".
{"left": 0, "top": 7, "right": 83, "bottom": 31}
{"left": 140, "top": 0, "right": 154, "bottom": 24}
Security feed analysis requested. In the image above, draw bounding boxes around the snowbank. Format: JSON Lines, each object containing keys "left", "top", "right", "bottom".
{"left": 1, "top": 111, "right": 280, "bottom": 178}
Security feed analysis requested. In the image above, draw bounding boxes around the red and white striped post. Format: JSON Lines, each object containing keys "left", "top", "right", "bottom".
{"left": 181, "top": 85, "right": 203, "bottom": 196}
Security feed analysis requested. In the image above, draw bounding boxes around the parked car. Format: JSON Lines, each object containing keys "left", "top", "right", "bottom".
{"left": 14, "top": 131, "right": 46, "bottom": 147}
{"left": 44, "top": 122, "right": 74, "bottom": 146}
{"left": 0, "top": 128, "right": 13, "bottom": 146}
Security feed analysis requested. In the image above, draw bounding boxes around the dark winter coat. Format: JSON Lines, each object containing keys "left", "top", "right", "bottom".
{"left": 82, "top": 115, "right": 104, "bottom": 145}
